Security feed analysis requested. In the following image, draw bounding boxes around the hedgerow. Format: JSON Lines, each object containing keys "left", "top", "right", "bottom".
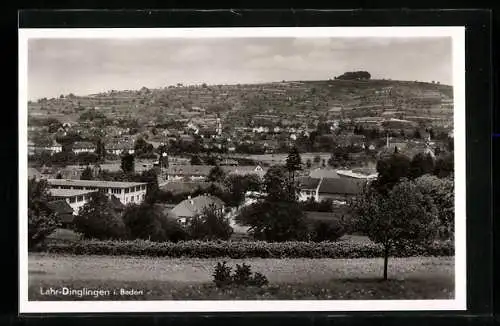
{"left": 40, "top": 239, "right": 454, "bottom": 259}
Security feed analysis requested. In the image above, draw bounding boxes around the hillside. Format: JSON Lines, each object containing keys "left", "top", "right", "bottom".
{"left": 28, "top": 79, "right": 453, "bottom": 128}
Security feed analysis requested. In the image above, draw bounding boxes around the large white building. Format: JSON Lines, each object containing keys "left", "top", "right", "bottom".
{"left": 49, "top": 188, "right": 97, "bottom": 215}
{"left": 46, "top": 179, "right": 148, "bottom": 205}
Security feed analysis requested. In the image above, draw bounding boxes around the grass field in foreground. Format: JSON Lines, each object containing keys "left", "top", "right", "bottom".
{"left": 28, "top": 254, "right": 454, "bottom": 300}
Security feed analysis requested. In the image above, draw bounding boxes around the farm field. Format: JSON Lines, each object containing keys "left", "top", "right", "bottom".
{"left": 28, "top": 253, "right": 454, "bottom": 300}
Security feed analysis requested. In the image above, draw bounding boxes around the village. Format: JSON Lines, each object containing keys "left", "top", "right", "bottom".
{"left": 27, "top": 78, "right": 454, "bottom": 235}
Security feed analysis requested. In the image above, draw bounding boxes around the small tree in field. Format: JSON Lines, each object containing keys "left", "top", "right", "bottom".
{"left": 350, "top": 180, "right": 439, "bottom": 280}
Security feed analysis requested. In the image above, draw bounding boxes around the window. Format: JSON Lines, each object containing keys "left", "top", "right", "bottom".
{"left": 136, "top": 195, "right": 139, "bottom": 201}
{"left": 77, "top": 195, "right": 83, "bottom": 202}
{"left": 135, "top": 186, "right": 140, "bottom": 192}
{"left": 69, "top": 197, "right": 76, "bottom": 203}
{"left": 131, "top": 196, "right": 134, "bottom": 202}
{"left": 125, "top": 188, "right": 129, "bottom": 194}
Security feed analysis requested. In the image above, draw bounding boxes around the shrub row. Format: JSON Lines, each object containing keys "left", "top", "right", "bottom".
{"left": 40, "top": 239, "right": 454, "bottom": 259}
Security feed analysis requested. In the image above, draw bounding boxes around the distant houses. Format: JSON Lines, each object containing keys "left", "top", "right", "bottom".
{"left": 106, "top": 141, "right": 135, "bottom": 155}
{"left": 166, "top": 165, "right": 213, "bottom": 182}
{"left": 72, "top": 141, "right": 96, "bottom": 154}
{"left": 165, "top": 164, "right": 267, "bottom": 182}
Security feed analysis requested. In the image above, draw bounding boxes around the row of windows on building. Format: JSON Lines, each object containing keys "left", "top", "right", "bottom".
{"left": 125, "top": 194, "right": 145, "bottom": 203}
{"left": 67, "top": 195, "right": 90, "bottom": 204}
{"left": 66, "top": 193, "right": 145, "bottom": 204}
{"left": 54, "top": 185, "right": 147, "bottom": 193}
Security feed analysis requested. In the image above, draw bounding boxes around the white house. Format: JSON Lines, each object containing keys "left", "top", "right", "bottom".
{"left": 46, "top": 179, "right": 148, "bottom": 205}
{"left": 298, "top": 177, "right": 322, "bottom": 202}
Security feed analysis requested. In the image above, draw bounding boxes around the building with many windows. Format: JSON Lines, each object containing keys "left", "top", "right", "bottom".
{"left": 46, "top": 179, "right": 148, "bottom": 205}
{"left": 48, "top": 188, "right": 97, "bottom": 215}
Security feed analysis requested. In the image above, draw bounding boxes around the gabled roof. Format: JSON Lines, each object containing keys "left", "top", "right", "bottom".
{"left": 318, "top": 178, "right": 365, "bottom": 195}
{"left": 298, "top": 177, "right": 322, "bottom": 190}
{"left": 309, "top": 168, "right": 339, "bottom": 179}
{"left": 73, "top": 141, "right": 96, "bottom": 149}
{"left": 171, "top": 195, "right": 225, "bottom": 219}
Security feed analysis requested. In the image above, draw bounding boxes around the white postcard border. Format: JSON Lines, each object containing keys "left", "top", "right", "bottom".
{"left": 18, "top": 26, "right": 466, "bottom": 313}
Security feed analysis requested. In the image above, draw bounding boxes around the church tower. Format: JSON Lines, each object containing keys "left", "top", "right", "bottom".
{"left": 216, "top": 117, "right": 222, "bottom": 136}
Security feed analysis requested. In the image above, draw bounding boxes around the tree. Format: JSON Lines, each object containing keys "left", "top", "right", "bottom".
{"left": 264, "top": 165, "right": 298, "bottom": 202}
{"left": 434, "top": 152, "right": 454, "bottom": 178}
{"left": 223, "top": 174, "right": 262, "bottom": 207}
{"left": 350, "top": 180, "right": 439, "bottom": 280}
{"left": 207, "top": 165, "right": 226, "bottom": 183}
{"left": 80, "top": 166, "right": 93, "bottom": 180}
{"left": 28, "top": 178, "right": 59, "bottom": 249}
{"left": 187, "top": 204, "right": 233, "bottom": 240}
{"left": 139, "top": 168, "right": 160, "bottom": 203}
{"left": 134, "top": 138, "right": 154, "bottom": 158}
{"left": 285, "top": 146, "right": 302, "bottom": 198}
{"left": 309, "top": 219, "right": 346, "bottom": 242}
{"left": 73, "top": 192, "right": 127, "bottom": 240}
{"left": 121, "top": 153, "right": 135, "bottom": 174}
{"left": 122, "top": 203, "right": 165, "bottom": 241}
{"left": 374, "top": 152, "right": 411, "bottom": 194}
{"left": 122, "top": 203, "right": 187, "bottom": 242}
{"left": 95, "top": 138, "right": 106, "bottom": 161}
{"left": 190, "top": 155, "right": 202, "bottom": 165}
{"left": 236, "top": 201, "right": 308, "bottom": 242}
{"left": 413, "top": 175, "right": 454, "bottom": 239}
{"left": 409, "top": 153, "right": 435, "bottom": 179}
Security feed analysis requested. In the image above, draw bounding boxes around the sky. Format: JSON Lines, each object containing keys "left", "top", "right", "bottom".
{"left": 27, "top": 37, "right": 453, "bottom": 100}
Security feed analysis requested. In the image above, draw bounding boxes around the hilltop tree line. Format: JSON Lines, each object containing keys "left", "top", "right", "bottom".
{"left": 335, "top": 71, "right": 371, "bottom": 81}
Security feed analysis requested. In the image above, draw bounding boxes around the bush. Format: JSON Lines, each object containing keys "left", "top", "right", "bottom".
{"left": 212, "top": 262, "right": 269, "bottom": 288}
{"left": 186, "top": 204, "right": 233, "bottom": 241}
{"left": 309, "top": 220, "right": 345, "bottom": 242}
{"left": 232, "top": 263, "right": 252, "bottom": 285}
{"left": 212, "top": 261, "right": 232, "bottom": 288}
{"left": 43, "top": 239, "right": 454, "bottom": 258}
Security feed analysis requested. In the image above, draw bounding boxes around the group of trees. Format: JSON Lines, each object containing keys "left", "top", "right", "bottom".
{"left": 134, "top": 138, "right": 156, "bottom": 159}
{"left": 73, "top": 192, "right": 232, "bottom": 242}
{"left": 235, "top": 147, "right": 344, "bottom": 242}
{"left": 374, "top": 149, "right": 454, "bottom": 194}
{"left": 350, "top": 149, "right": 454, "bottom": 279}
{"left": 335, "top": 71, "right": 371, "bottom": 80}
